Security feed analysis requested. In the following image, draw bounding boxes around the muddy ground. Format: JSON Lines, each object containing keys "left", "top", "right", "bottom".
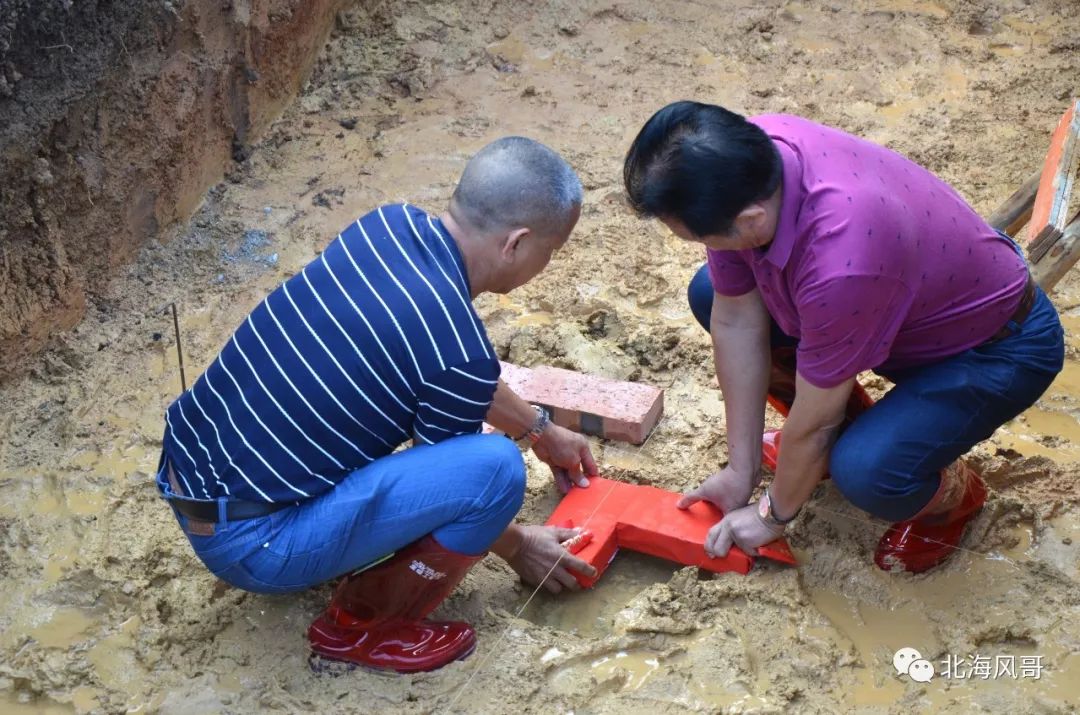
{"left": 3, "top": 0, "right": 1080, "bottom": 712}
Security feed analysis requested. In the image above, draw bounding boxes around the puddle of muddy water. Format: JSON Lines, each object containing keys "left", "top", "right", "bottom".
{"left": 523, "top": 551, "right": 678, "bottom": 637}
{"left": 871, "top": 0, "right": 950, "bottom": 19}
{"left": 801, "top": 511, "right": 1080, "bottom": 708}
{"left": 998, "top": 359, "right": 1080, "bottom": 461}
{"left": 0, "top": 693, "right": 76, "bottom": 715}
{"left": 589, "top": 650, "right": 661, "bottom": 690}
{"left": 24, "top": 608, "right": 97, "bottom": 649}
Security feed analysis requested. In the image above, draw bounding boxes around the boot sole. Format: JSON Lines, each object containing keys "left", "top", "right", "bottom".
{"left": 308, "top": 639, "right": 477, "bottom": 676}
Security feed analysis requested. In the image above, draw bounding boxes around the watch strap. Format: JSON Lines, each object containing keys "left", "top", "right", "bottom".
{"left": 517, "top": 405, "right": 550, "bottom": 444}
{"left": 760, "top": 487, "right": 799, "bottom": 526}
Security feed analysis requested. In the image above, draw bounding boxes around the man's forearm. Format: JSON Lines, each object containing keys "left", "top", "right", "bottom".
{"left": 712, "top": 323, "right": 770, "bottom": 480}
{"left": 491, "top": 522, "right": 524, "bottom": 561}
{"left": 485, "top": 379, "right": 537, "bottom": 438}
{"left": 769, "top": 372, "right": 853, "bottom": 521}
{"left": 770, "top": 416, "right": 838, "bottom": 520}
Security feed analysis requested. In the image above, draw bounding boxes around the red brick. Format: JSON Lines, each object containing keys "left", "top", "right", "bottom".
{"left": 498, "top": 362, "right": 664, "bottom": 444}
{"left": 546, "top": 476, "right": 796, "bottom": 588}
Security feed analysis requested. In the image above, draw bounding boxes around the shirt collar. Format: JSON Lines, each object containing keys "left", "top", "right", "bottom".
{"left": 759, "top": 139, "right": 803, "bottom": 270}
{"left": 429, "top": 212, "right": 474, "bottom": 298}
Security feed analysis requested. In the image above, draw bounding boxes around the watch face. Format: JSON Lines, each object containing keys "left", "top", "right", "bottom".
{"left": 758, "top": 494, "right": 769, "bottom": 520}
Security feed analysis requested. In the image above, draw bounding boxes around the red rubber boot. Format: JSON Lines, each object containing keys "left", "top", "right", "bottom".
{"left": 874, "top": 459, "right": 988, "bottom": 573}
{"left": 308, "top": 535, "right": 482, "bottom": 673}
{"left": 762, "top": 382, "right": 875, "bottom": 472}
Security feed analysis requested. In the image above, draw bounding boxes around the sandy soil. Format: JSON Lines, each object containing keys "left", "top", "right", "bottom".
{"left": 3, "top": 0, "right": 1080, "bottom": 712}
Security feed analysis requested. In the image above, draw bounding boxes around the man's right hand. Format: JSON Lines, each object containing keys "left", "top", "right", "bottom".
{"left": 676, "top": 466, "right": 759, "bottom": 515}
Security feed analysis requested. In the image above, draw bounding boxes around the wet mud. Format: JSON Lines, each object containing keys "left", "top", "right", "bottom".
{"left": 2, "top": 0, "right": 1080, "bottom": 713}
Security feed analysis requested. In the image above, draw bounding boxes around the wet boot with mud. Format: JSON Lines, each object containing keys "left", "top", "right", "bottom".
{"left": 761, "top": 345, "right": 875, "bottom": 471}
{"left": 874, "top": 459, "right": 988, "bottom": 574}
{"left": 308, "top": 535, "right": 482, "bottom": 673}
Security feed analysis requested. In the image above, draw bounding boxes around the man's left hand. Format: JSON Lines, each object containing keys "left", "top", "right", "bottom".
{"left": 705, "top": 503, "right": 785, "bottom": 558}
{"left": 531, "top": 424, "right": 598, "bottom": 493}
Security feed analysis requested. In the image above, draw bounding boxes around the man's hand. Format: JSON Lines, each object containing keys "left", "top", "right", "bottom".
{"left": 502, "top": 524, "right": 598, "bottom": 593}
{"left": 704, "top": 502, "right": 785, "bottom": 558}
{"left": 676, "top": 467, "right": 758, "bottom": 515}
{"left": 531, "top": 424, "right": 598, "bottom": 493}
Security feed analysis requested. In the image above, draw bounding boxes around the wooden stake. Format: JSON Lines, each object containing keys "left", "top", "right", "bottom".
{"left": 987, "top": 169, "right": 1040, "bottom": 237}
{"left": 1033, "top": 216, "right": 1080, "bottom": 292}
{"left": 168, "top": 302, "right": 187, "bottom": 392}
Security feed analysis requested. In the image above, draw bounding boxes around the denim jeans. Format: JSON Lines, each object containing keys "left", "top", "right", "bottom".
{"left": 687, "top": 263, "right": 1064, "bottom": 521}
{"left": 157, "top": 434, "right": 525, "bottom": 594}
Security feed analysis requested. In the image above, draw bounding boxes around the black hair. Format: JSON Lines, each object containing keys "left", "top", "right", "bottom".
{"left": 623, "top": 101, "right": 783, "bottom": 237}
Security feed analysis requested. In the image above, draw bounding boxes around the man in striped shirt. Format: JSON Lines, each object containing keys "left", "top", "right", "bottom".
{"left": 156, "top": 137, "right": 599, "bottom": 673}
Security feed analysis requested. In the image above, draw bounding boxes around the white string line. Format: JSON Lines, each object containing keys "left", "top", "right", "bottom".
{"left": 447, "top": 415, "right": 679, "bottom": 711}
{"left": 608, "top": 411, "right": 1020, "bottom": 569}
{"left": 804, "top": 503, "right": 1023, "bottom": 571}
{"left": 444, "top": 477, "right": 621, "bottom": 713}
{"left": 447, "top": 415, "right": 1018, "bottom": 709}
{"left": 599, "top": 412, "right": 668, "bottom": 464}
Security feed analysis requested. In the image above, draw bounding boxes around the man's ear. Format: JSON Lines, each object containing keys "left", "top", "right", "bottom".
{"left": 733, "top": 203, "right": 767, "bottom": 239}
{"left": 500, "top": 227, "right": 531, "bottom": 261}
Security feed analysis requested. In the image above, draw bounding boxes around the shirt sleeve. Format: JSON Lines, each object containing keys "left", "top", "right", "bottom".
{"left": 795, "top": 275, "right": 914, "bottom": 388}
{"left": 413, "top": 358, "right": 500, "bottom": 445}
{"left": 706, "top": 248, "right": 756, "bottom": 297}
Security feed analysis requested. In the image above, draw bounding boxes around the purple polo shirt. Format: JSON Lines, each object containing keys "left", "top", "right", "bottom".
{"left": 707, "top": 114, "right": 1028, "bottom": 388}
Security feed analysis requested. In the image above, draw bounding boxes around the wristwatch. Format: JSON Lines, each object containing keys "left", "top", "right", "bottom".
{"left": 516, "top": 405, "right": 551, "bottom": 444}
{"left": 758, "top": 486, "right": 800, "bottom": 527}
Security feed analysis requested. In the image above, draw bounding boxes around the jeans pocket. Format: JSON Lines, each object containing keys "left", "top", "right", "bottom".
{"left": 230, "top": 547, "right": 321, "bottom": 593}
{"left": 208, "top": 561, "right": 285, "bottom": 594}
{"left": 234, "top": 531, "right": 354, "bottom": 592}
{"left": 188, "top": 516, "right": 272, "bottom": 573}
{"left": 263, "top": 507, "right": 347, "bottom": 559}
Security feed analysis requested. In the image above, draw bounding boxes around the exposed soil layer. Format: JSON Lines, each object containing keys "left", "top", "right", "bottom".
{"left": 2, "top": 0, "right": 1080, "bottom": 713}
{"left": 0, "top": 0, "right": 345, "bottom": 381}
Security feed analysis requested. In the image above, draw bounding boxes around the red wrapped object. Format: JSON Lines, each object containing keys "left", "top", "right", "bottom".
{"left": 547, "top": 477, "right": 797, "bottom": 588}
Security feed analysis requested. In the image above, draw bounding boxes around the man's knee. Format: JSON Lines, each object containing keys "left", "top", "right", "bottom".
{"left": 687, "top": 265, "right": 712, "bottom": 331}
{"left": 829, "top": 436, "right": 892, "bottom": 514}
{"left": 829, "top": 435, "right": 936, "bottom": 521}
{"left": 476, "top": 435, "right": 526, "bottom": 509}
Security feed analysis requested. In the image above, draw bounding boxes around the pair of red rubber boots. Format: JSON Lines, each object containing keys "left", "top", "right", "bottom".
{"left": 762, "top": 361, "right": 987, "bottom": 574}
{"left": 308, "top": 536, "right": 480, "bottom": 673}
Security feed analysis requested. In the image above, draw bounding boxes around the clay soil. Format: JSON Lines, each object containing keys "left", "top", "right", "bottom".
{"left": 3, "top": 0, "right": 1080, "bottom": 713}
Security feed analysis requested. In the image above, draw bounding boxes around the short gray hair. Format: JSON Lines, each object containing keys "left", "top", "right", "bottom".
{"left": 451, "top": 136, "right": 583, "bottom": 237}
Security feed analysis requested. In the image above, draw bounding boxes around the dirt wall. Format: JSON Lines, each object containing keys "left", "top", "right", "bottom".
{"left": 0, "top": 0, "right": 347, "bottom": 381}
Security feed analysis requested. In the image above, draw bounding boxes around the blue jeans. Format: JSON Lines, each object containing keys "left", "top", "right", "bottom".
{"left": 158, "top": 434, "right": 525, "bottom": 594}
{"left": 687, "top": 264, "right": 1063, "bottom": 521}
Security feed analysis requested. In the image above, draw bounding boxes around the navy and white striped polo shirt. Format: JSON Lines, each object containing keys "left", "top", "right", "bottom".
{"left": 161, "top": 203, "right": 499, "bottom": 503}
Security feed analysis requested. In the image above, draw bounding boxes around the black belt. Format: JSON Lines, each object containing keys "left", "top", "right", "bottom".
{"left": 168, "top": 495, "right": 292, "bottom": 522}
{"left": 986, "top": 273, "right": 1036, "bottom": 343}
{"left": 165, "top": 462, "right": 293, "bottom": 522}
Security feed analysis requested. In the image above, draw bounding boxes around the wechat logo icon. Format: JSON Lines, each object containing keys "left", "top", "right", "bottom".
{"left": 894, "top": 647, "right": 935, "bottom": 683}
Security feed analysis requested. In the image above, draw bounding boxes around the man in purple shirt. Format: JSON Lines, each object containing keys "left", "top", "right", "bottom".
{"left": 623, "top": 101, "right": 1063, "bottom": 573}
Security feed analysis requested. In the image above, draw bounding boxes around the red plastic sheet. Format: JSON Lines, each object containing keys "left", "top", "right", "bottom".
{"left": 546, "top": 477, "right": 797, "bottom": 588}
